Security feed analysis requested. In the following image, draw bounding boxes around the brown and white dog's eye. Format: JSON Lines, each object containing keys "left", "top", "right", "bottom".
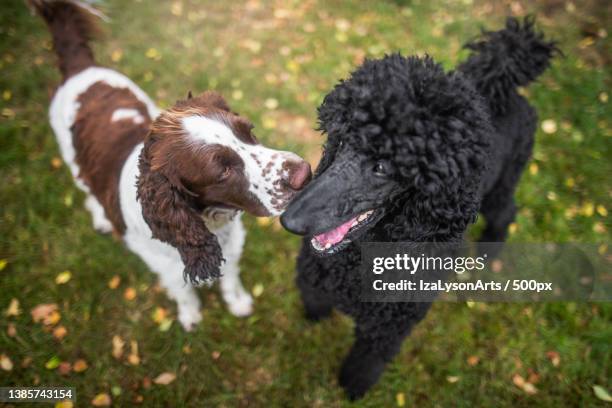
{"left": 219, "top": 167, "right": 232, "bottom": 181}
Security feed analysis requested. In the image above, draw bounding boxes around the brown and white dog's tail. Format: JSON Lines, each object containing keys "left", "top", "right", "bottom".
{"left": 28, "top": 0, "right": 107, "bottom": 80}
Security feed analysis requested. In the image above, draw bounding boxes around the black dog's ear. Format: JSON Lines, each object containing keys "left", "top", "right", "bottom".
{"left": 137, "top": 136, "right": 224, "bottom": 283}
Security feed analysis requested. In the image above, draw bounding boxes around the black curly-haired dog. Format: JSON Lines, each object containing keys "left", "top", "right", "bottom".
{"left": 281, "top": 17, "right": 558, "bottom": 399}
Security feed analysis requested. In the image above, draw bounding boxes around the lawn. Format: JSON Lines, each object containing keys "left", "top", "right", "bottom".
{"left": 0, "top": 0, "right": 610, "bottom": 406}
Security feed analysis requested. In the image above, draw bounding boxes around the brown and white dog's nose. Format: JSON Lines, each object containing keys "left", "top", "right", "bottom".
{"left": 284, "top": 160, "right": 312, "bottom": 190}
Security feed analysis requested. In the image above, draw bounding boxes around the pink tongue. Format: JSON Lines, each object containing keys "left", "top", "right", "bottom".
{"left": 314, "top": 217, "right": 357, "bottom": 246}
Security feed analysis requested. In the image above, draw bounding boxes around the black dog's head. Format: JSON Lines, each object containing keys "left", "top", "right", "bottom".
{"left": 281, "top": 55, "right": 491, "bottom": 255}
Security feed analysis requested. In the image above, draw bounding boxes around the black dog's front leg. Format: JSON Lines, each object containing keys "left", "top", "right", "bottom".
{"left": 296, "top": 243, "right": 334, "bottom": 321}
{"left": 297, "top": 274, "right": 334, "bottom": 321}
{"left": 338, "top": 325, "right": 407, "bottom": 400}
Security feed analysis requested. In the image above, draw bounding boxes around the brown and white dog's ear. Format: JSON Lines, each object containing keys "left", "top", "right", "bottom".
{"left": 136, "top": 136, "right": 224, "bottom": 283}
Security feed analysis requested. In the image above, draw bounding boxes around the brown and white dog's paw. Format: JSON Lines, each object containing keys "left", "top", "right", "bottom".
{"left": 177, "top": 303, "right": 203, "bottom": 331}
{"left": 224, "top": 289, "right": 253, "bottom": 317}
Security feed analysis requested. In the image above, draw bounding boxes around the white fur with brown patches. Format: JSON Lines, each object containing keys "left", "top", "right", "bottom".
{"left": 182, "top": 115, "right": 302, "bottom": 216}
{"left": 111, "top": 108, "right": 145, "bottom": 124}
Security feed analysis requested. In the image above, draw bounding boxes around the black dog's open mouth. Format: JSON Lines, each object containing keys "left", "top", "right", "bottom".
{"left": 310, "top": 209, "right": 382, "bottom": 255}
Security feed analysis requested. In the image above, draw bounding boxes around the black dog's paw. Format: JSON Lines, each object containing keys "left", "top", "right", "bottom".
{"left": 338, "top": 352, "right": 386, "bottom": 400}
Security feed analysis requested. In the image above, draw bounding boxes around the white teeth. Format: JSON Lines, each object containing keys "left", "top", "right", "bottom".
{"left": 366, "top": 210, "right": 373, "bottom": 215}
{"left": 325, "top": 243, "right": 332, "bottom": 249}
{"left": 358, "top": 213, "right": 368, "bottom": 222}
{"left": 351, "top": 221, "right": 358, "bottom": 228}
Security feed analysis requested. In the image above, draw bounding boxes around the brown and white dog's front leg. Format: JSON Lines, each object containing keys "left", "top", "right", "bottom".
{"left": 215, "top": 216, "right": 253, "bottom": 317}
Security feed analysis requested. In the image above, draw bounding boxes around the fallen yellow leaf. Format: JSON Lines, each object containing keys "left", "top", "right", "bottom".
{"left": 152, "top": 307, "right": 168, "bottom": 324}
{"left": 108, "top": 275, "right": 121, "bottom": 289}
{"left": 396, "top": 392, "right": 406, "bottom": 407}
{"left": 5, "top": 298, "right": 21, "bottom": 316}
{"left": 0, "top": 259, "right": 7, "bottom": 271}
{"left": 256, "top": 217, "right": 273, "bottom": 227}
{"left": 51, "top": 157, "right": 63, "bottom": 169}
{"left": 55, "top": 271, "right": 72, "bottom": 285}
{"left": 252, "top": 283, "right": 264, "bottom": 298}
{"left": 91, "top": 393, "right": 111, "bottom": 407}
{"left": 55, "top": 401, "right": 73, "bottom": 408}
{"left": 110, "top": 49, "right": 123, "bottom": 62}
{"left": 46, "top": 310, "right": 61, "bottom": 326}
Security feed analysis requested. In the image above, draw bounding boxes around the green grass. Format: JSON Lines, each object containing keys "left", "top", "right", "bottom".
{"left": 1, "top": 0, "right": 610, "bottom": 406}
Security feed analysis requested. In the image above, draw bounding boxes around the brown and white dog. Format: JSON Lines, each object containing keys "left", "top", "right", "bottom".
{"left": 31, "top": 0, "right": 311, "bottom": 329}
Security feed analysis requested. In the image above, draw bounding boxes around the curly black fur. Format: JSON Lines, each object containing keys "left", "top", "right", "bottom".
{"left": 281, "top": 17, "right": 556, "bottom": 399}
{"left": 458, "top": 16, "right": 560, "bottom": 115}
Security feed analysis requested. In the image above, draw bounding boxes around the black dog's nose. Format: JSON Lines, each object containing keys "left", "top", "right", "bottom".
{"left": 280, "top": 203, "right": 308, "bottom": 235}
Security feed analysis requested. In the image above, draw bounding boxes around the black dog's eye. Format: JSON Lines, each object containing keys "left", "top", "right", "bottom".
{"left": 373, "top": 162, "right": 387, "bottom": 177}
{"left": 337, "top": 140, "right": 344, "bottom": 149}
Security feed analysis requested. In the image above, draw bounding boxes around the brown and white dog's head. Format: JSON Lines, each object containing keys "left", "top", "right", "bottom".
{"left": 137, "top": 91, "right": 311, "bottom": 283}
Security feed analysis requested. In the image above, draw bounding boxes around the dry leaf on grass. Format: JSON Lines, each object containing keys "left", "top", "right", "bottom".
{"left": 57, "top": 361, "right": 71, "bottom": 375}
{"left": 153, "top": 372, "right": 176, "bottom": 385}
{"left": 73, "top": 359, "right": 88, "bottom": 372}
{"left": 112, "top": 335, "right": 125, "bottom": 359}
{"left": 21, "top": 357, "right": 32, "bottom": 368}
{"left": 53, "top": 326, "right": 68, "bottom": 340}
{"left": 5, "top": 298, "right": 21, "bottom": 316}
{"left": 512, "top": 374, "right": 538, "bottom": 395}
{"left": 546, "top": 350, "right": 561, "bottom": 367}
{"left": 124, "top": 287, "right": 137, "bottom": 301}
{"left": 108, "top": 275, "right": 121, "bottom": 289}
{"left": 91, "top": 393, "right": 111, "bottom": 406}
{"left": 0, "top": 354, "right": 13, "bottom": 371}
{"left": 45, "top": 356, "right": 61, "bottom": 370}
{"left": 252, "top": 283, "right": 264, "bottom": 298}
{"left": 396, "top": 392, "right": 406, "bottom": 406}
{"left": 128, "top": 340, "right": 140, "bottom": 365}
{"left": 55, "top": 271, "right": 72, "bottom": 284}
{"left": 467, "top": 355, "right": 480, "bottom": 366}
{"left": 31, "top": 303, "right": 58, "bottom": 324}
{"left": 593, "top": 385, "right": 612, "bottom": 402}
{"left": 7, "top": 323, "right": 16, "bottom": 337}
{"left": 50, "top": 157, "right": 63, "bottom": 169}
